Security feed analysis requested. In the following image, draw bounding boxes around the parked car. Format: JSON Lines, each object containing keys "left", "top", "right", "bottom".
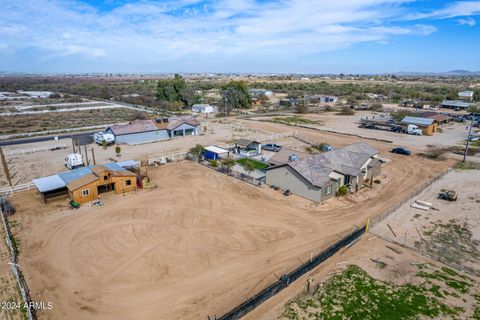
{"left": 262, "top": 143, "right": 282, "bottom": 152}
{"left": 391, "top": 147, "right": 411, "bottom": 155}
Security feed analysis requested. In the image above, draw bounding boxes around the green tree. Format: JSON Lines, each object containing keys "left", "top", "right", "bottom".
{"left": 467, "top": 105, "right": 480, "bottom": 114}
{"left": 188, "top": 144, "right": 204, "bottom": 162}
{"left": 156, "top": 74, "right": 187, "bottom": 105}
{"left": 220, "top": 156, "right": 235, "bottom": 173}
{"left": 115, "top": 146, "right": 121, "bottom": 157}
{"left": 101, "top": 139, "right": 107, "bottom": 149}
{"left": 220, "top": 80, "right": 252, "bottom": 113}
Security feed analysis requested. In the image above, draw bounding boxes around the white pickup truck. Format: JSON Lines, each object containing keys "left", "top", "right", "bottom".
{"left": 94, "top": 132, "right": 115, "bottom": 145}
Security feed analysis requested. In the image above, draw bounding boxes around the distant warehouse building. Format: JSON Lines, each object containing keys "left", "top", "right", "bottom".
{"left": 107, "top": 117, "right": 200, "bottom": 145}
{"left": 458, "top": 91, "right": 474, "bottom": 101}
{"left": 441, "top": 100, "right": 474, "bottom": 110}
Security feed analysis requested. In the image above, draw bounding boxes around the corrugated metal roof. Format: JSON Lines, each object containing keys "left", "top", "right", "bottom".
{"left": 116, "top": 160, "right": 140, "bottom": 168}
{"left": 34, "top": 162, "right": 130, "bottom": 193}
{"left": 32, "top": 175, "right": 66, "bottom": 193}
{"left": 441, "top": 100, "right": 472, "bottom": 108}
{"left": 204, "top": 146, "right": 229, "bottom": 154}
{"left": 401, "top": 116, "right": 435, "bottom": 126}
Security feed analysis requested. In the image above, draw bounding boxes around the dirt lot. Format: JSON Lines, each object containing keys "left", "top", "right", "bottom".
{"left": 9, "top": 145, "right": 452, "bottom": 320}
{"left": 0, "top": 119, "right": 280, "bottom": 186}
{"left": 373, "top": 169, "right": 480, "bottom": 275}
{"left": 249, "top": 111, "right": 471, "bottom": 151}
{"left": 0, "top": 108, "right": 150, "bottom": 135}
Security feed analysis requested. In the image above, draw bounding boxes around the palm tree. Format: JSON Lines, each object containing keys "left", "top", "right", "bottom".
{"left": 220, "top": 156, "right": 235, "bottom": 173}
{"left": 241, "top": 160, "right": 256, "bottom": 176}
{"left": 188, "top": 144, "right": 204, "bottom": 162}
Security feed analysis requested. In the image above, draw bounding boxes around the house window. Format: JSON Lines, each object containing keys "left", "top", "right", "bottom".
{"left": 325, "top": 185, "right": 332, "bottom": 196}
{"left": 81, "top": 189, "right": 89, "bottom": 196}
{"left": 104, "top": 175, "right": 108, "bottom": 180}
{"left": 126, "top": 180, "right": 132, "bottom": 186}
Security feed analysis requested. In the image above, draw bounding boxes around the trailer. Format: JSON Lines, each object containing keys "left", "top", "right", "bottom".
{"left": 359, "top": 119, "right": 422, "bottom": 135}
{"left": 359, "top": 119, "right": 405, "bottom": 133}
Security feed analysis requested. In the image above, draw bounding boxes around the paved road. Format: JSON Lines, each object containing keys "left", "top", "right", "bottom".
{"left": 0, "top": 131, "right": 96, "bottom": 147}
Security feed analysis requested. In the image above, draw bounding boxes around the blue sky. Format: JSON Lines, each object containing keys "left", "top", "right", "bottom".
{"left": 0, "top": 0, "right": 479, "bottom": 74}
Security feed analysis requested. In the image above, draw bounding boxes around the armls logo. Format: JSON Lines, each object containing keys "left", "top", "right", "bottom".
{"left": 27, "top": 301, "right": 53, "bottom": 310}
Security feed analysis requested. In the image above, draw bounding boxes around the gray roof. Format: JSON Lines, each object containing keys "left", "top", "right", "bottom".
{"left": 235, "top": 139, "right": 260, "bottom": 147}
{"left": 401, "top": 116, "right": 435, "bottom": 126}
{"left": 109, "top": 120, "right": 159, "bottom": 136}
{"left": 268, "top": 148, "right": 309, "bottom": 166}
{"left": 284, "top": 142, "right": 378, "bottom": 188}
{"left": 441, "top": 100, "right": 473, "bottom": 108}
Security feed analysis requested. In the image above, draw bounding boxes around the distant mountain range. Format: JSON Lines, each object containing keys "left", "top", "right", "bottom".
{"left": 1, "top": 70, "right": 480, "bottom": 77}
{"left": 387, "top": 70, "right": 480, "bottom": 76}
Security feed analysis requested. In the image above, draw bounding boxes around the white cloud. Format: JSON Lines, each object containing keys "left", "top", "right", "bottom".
{"left": 0, "top": 0, "right": 445, "bottom": 71}
{"left": 458, "top": 17, "right": 477, "bottom": 26}
{"left": 407, "top": 1, "right": 480, "bottom": 20}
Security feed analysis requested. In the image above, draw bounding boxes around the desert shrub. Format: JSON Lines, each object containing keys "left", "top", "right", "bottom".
{"left": 419, "top": 147, "right": 447, "bottom": 161}
{"left": 370, "top": 103, "right": 383, "bottom": 112}
{"left": 337, "top": 107, "right": 355, "bottom": 116}
{"left": 209, "top": 159, "right": 218, "bottom": 168}
{"left": 374, "top": 179, "right": 381, "bottom": 184}
{"left": 336, "top": 185, "right": 349, "bottom": 196}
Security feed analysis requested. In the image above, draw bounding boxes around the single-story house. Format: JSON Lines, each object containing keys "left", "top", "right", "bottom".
{"left": 192, "top": 104, "right": 217, "bottom": 113}
{"left": 107, "top": 120, "right": 170, "bottom": 145}
{"left": 249, "top": 89, "right": 273, "bottom": 97}
{"left": 458, "top": 91, "right": 474, "bottom": 101}
{"left": 32, "top": 161, "right": 139, "bottom": 203}
{"left": 305, "top": 95, "right": 338, "bottom": 104}
{"left": 401, "top": 116, "right": 438, "bottom": 135}
{"left": 203, "top": 146, "right": 230, "bottom": 160}
{"left": 166, "top": 117, "right": 201, "bottom": 138}
{"left": 268, "top": 148, "right": 310, "bottom": 166}
{"left": 233, "top": 139, "right": 262, "bottom": 156}
{"left": 266, "top": 143, "right": 382, "bottom": 202}
{"left": 107, "top": 117, "right": 200, "bottom": 145}
{"left": 441, "top": 100, "right": 474, "bottom": 110}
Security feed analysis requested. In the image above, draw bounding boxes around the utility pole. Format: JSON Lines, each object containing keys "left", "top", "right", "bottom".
{"left": 84, "top": 145, "right": 89, "bottom": 166}
{"left": 0, "top": 147, "right": 12, "bottom": 187}
{"left": 91, "top": 148, "right": 96, "bottom": 165}
{"left": 224, "top": 94, "right": 228, "bottom": 118}
{"left": 463, "top": 113, "right": 475, "bottom": 162}
{"left": 71, "top": 136, "right": 76, "bottom": 153}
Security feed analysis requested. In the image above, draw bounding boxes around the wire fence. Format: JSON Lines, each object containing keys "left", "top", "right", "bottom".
{"left": 0, "top": 198, "right": 36, "bottom": 320}
{"left": 369, "top": 168, "right": 452, "bottom": 228}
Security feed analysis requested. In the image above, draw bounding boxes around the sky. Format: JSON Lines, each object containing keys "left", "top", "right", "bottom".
{"left": 0, "top": 0, "right": 479, "bottom": 74}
